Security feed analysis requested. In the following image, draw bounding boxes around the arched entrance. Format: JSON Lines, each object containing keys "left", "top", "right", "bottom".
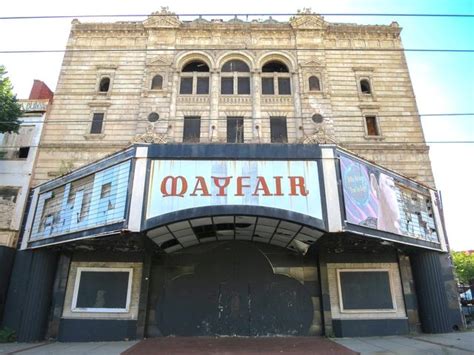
{"left": 147, "top": 241, "right": 320, "bottom": 336}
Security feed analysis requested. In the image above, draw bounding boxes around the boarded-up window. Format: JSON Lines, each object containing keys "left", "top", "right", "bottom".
{"left": 183, "top": 116, "right": 201, "bottom": 143}
{"left": 90, "top": 113, "right": 104, "bottom": 134}
{"left": 338, "top": 270, "right": 394, "bottom": 310}
{"left": 270, "top": 117, "right": 288, "bottom": 143}
{"left": 151, "top": 75, "right": 163, "bottom": 90}
{"left": 237, "top": 77, "right": 250, "bottom": 95}
{"left": 73, "top": 268, "right": 132, "bottom": 311}
{"left": 196, "top": 77, "right": 209, "bottom": 94}
{"left": 221, "top": 77, "right": 234, "bottom": 95}
{"left": 180, "top": 77, "right": 193, "bottom": 94}
{"left": 262, "top": 78, "right": 274, "bottom": 95}
{"left": 365, "top": 116, "right": 379, "bottom": 136}
{"left": 309, "top": 76, "right": 321, "bottom": 91}
{"left": 227, "top": 117, "right": 244, "bottom": 143}
{"left": 278, "top": 78, "right": 291, "bottom": 95}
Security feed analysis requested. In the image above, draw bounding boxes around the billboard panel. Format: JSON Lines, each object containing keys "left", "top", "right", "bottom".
{"left": 339, "top": 153, "right": 439, "bottom": 243}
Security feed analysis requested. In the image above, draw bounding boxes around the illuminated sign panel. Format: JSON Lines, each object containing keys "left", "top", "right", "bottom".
{"left": 30, "top": 160, "right": 131, "bottom": 240}
{"left": 339, "top": 153, "right": 439, "bottom": 243}
{"left": 147, "top": 160, "right": 322, "bottom": 220}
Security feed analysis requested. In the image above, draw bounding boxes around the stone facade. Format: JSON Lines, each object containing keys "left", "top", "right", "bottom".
{"left": 33, "top": 8, "right": 434, "bottom": 190}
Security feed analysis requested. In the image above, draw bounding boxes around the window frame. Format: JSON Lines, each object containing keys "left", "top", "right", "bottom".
{"left": 226, "top": 116, "right": 244, "bottom": 143}
{"left": 183, "top": 116, "right": 202, "bottom": 143}
{"left": 336, "top": 268, "right": 397, "bottom": 313}
{"left": 151, "top": 74, "right": 164, "bottom": 90}
{"left": 89, "top": 112, "right": 105, "bottom": 135}
{"left": 360, "top": 78, "right": 372, "bottom": 95}
{"left": 261, "top": 73, "right": 291, "bottom": 96}
{"left": 308, "top": 75, "right": 321, "bottom": 92}
{"left": 220, "top": 60, "right": 251, "bottom": 96}
{"left": 364, "top": 115, "right": 382, "bottom": 138}
{"left": 270, "top": 116, "right": 288, "bottom": 143}
{"left": 71, "top": 267, "right": 133, "bottom": 313}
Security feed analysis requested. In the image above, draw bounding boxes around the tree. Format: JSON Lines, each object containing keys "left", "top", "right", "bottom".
{"left": 452, "top": 251, "right": 474, "bottom": 284}
{"left": 0, "top": 66, "right": 22, "bottom": 133}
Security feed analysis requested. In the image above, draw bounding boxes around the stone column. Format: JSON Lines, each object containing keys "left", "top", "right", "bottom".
{"left": 252, "top": 70, "right": 262, "bottom": 143}
{"left": 168, "top": 70, "right": 180, "bottom": 142}
{"left": 292, "top": 71, "right": 303, "bottom": 142}
{"left": 209, "top": 69, "right": 220, "bottom": 142}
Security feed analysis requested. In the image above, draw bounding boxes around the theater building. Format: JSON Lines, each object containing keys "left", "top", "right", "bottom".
{"left": 1, "top": 9, "right": 462, "bottom": 341}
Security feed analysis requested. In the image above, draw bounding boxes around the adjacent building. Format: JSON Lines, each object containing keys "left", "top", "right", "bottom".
{"left": 0, "top": 80, "right": 53, "bottom": 319}
{"left": 1, "top": 9, "right": 463, "bottom": 341}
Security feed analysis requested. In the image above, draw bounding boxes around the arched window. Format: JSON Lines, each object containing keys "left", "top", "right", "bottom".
{"left": 221, "top": 59, "right": 250, "bottom": 95}
{"left": 360, "top": 79, "right": 371, "bottom": 94}
{"left": 151, "top": 75, "right": 163, "bottom": 90}
{"left": 99, "top": 77, "right": 110, "bottom": 93}
{"left": 261, "top": 60, "right": 291, "bottom": 95}
{"left": 309, "top": 76, "right": 321, "bottom": 91}
{"left": 180, "top": 60, "right": 210, "bottom": 95}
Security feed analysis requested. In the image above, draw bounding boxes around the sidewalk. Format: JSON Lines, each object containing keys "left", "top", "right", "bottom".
{"left": 0, "top": 331, "right": 472, "bottom": 354}
{"left": 333, "top": 330, "right": 474, "bottom": 354}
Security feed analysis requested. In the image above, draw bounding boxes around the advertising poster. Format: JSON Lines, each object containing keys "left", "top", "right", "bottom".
{"left": 339, "top": 153, "right": 439, "bottom": 243}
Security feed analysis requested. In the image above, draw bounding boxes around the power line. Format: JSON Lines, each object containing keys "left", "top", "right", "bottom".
{"left": 6, "top": 113, "right": 474, "bottom": 124}
{"left": 1, "top": 141, "right": 474, "bottom": 150}
{"left": 0, "top": 12, "right": 473, "bottom": 21}
{"left": 2, "top": 48, "right": 473, "bottom": 54}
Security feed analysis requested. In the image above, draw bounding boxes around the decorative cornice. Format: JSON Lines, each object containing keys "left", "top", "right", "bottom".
{"left": 144, "top": 7, "right": 181, "bottom": 29}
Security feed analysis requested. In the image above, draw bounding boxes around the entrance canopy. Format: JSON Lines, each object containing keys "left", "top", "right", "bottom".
{"left": 146, "top": 214, "right": 324, "bottom": 253}
{"left": 20, "top": 144, "right": 447, "bottom": 252}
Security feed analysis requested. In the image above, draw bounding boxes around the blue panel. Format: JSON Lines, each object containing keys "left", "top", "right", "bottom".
{"left": 29, "top": 160, "right": 131, "bottom": 241}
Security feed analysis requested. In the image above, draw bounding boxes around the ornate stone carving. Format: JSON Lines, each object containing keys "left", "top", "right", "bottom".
{"left": 290, "top": 9, "right": 326, "bottom": 30}
{"left": 301, "top": 124, "right": 336, "bottom": 144}
{"left": 144, "top": 7, "right": 181, "bottom": 28}
{"left": 131, "top": 123, "right": 168, "bottom": 144}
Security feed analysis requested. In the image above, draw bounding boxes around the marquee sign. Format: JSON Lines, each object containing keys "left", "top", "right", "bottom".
{"left": 147, "top": 160, "right": 323, "bottom": 220}
{"left": 29, "top": 160, "right": 131, "bottom": 241}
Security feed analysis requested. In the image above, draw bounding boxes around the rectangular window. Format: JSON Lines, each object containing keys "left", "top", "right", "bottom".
{"left": 179, "top": 77, "right": 193, "bottom": 94}
{"left": 262, "top": 77, "right": 274, "bottom": 95}
{"left": 18, "top": 147, "right": 30, "bottom": 159}
{"left": 90, "top": 113, "right": 104, "bottom": 134}
{"left": 227, "top": 117, "right": 244, "bottom": 143}
{"left": 338, "top": 270, "right": 394, "bottom": 311}
{"left": 270, "top": 117, "right": 288, "bottom": 143}
{"left": 183, "top": 116, "right": 201, "bottom": 143}
{"left": 237, "top": 77, "right": 250, "bottom": 95}
{"left": 365, "top": 116, "right": 380, "bottom": 136}
{"left": 196, "top": 77, "right": 209, "bottom": 94}
{"left": 72, "top": 267, "right": 133, "bottom": 312}
{"left": 221, "top": 77, "right": 234, "bottom": 95}
{"left": 278, "top": 78, "right": 291, "bottom": 95}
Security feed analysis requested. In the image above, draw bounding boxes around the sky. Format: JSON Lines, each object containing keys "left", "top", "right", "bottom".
{"left": 1, "top": 0, "right": 473, "bottom": 250}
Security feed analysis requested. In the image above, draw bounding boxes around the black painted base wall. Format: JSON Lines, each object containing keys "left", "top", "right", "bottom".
{"left": 58, "top": 319, "right": 137, "bottom": 342}
{"left": 332, "top": 319, "right": 409, "bottom": 337}
{"left": 2, "top": 249, "right": 58, "bottom": 342}
{"left": 0, "top": 246, "right": 15, "bottom": 321}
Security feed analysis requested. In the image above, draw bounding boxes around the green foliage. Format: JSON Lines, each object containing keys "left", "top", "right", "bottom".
{"left": 0, "top": 326, "right": 16, "bottom": 343}
{"left": 0, "top": 65, "right": 22, "bottom": 134}
{"left": 452, "top": 251, "right": 474, "bottom": 284}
